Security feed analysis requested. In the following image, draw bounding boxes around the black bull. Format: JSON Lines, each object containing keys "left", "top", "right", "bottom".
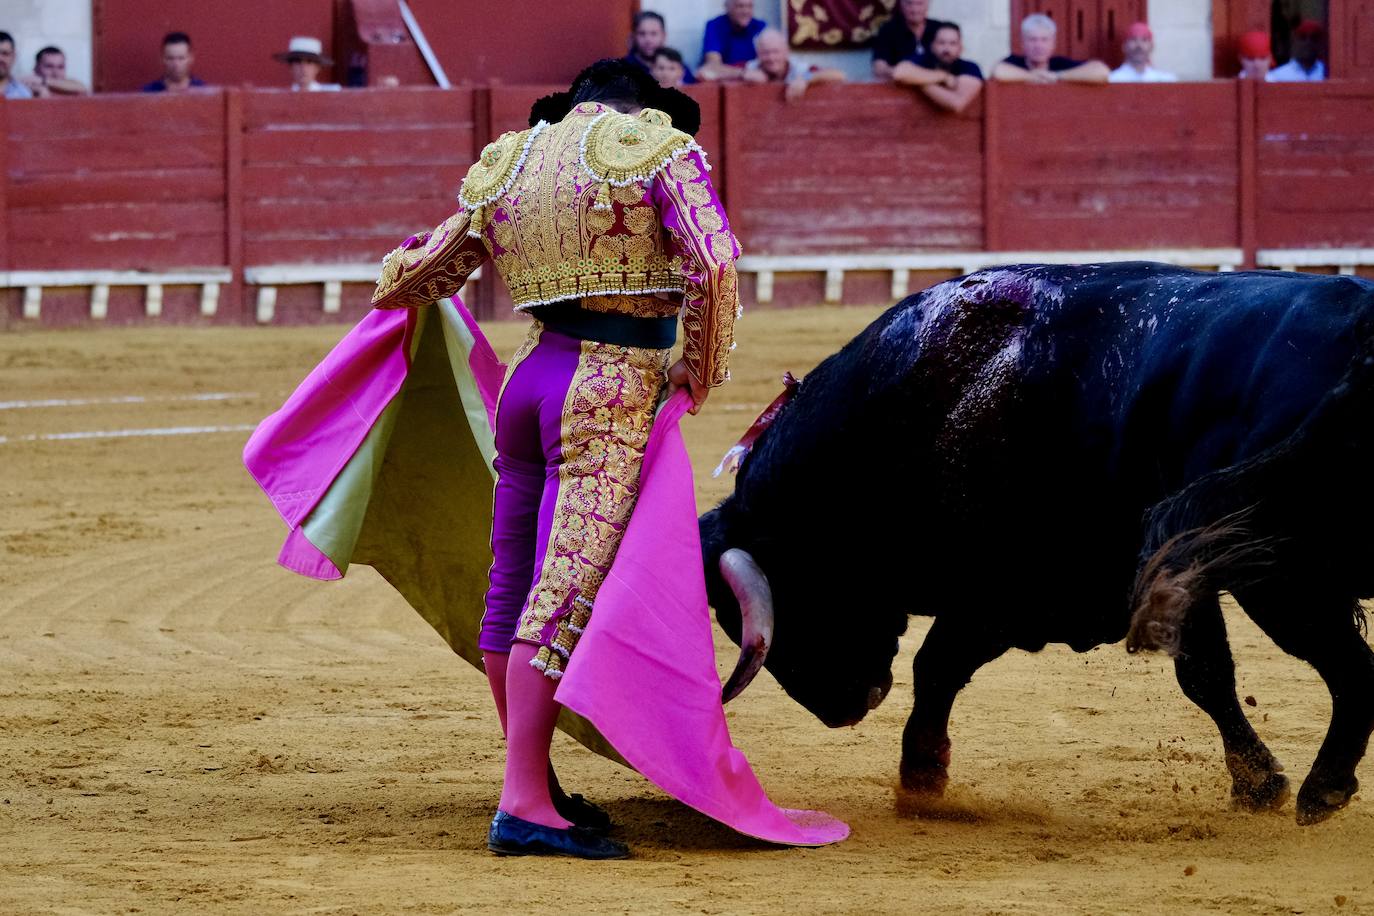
{"left": 700, "top": 262, "right": 1374, "bottom": 825}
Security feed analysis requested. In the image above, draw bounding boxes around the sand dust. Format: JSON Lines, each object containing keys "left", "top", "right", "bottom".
{"left": 1, "top": 307, "right": 1370, "bottom": 914}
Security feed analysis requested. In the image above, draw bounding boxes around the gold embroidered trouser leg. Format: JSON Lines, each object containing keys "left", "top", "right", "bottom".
{"left": 505, "top": 330, "right": 669, "bottom": 680}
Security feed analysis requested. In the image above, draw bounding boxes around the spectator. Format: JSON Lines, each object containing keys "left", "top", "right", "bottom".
{"left": 274, "top": 36, "right": 341, "bottom": 92}
{"left": 891, "top": 22, "right": 983, "bottom": 114}
{"left": 1237, "top": 30, "right": 1273, "bottom": 80}
{"left": 652, "top": 47, "right": 688, "bottom": 89}
{"left": 625, "top": 11, "right": 695, "bottom": 83}
{"left": 23, "top": 46, "right": 91, "bottom": 97}
{"left": 0, "top": 32, "right": 34, "bottom": 99}
{"left": 1268, "top": 19, "right": 1326, "bottom": 81}
{"left": 992, "top": 14, "right": 1110, "bottom": 84}
{"left": 698, "top": 0, "right": 766, "bottom": 82}
{"left": 871, "top": 0, "right": 952, "bottom": 80}
{"left": 1109, "top": 22, "right": 1177, "bottom": 82}
{"left": 743, "top": 28, "right": 845, "bottom": 102}
{"left": 142, "top": 32, "right": 206, "bottom": 93}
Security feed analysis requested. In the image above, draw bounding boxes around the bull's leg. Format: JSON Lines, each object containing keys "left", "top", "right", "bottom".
{"left": 899, "top": 616, "right": 1008, "bottom": 796}
{"left": 1172, "top": 594, "right": 1289, "bottom": 810}
{"left": 1236, "top": 587, "right": 1374, "bottom": 825}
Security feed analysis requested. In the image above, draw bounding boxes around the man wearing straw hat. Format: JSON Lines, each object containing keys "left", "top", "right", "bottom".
{"left": 275, "top": 36, "right": 340, "bottom": 92}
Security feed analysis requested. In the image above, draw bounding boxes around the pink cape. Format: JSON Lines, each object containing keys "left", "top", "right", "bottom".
{"left": 243, "top": 297, "right": 848, "bottom": 847}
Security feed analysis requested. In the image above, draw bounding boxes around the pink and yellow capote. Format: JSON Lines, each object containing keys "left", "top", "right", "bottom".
{"left": 243, "top": 103, "right": 848, "bottom": 846}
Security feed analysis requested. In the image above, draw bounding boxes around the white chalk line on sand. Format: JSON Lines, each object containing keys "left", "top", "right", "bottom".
{"left": 0, "top": 424, "right": 258, "bottom": 445}
{"left": 0, "top": 392, "right": 258, "bottom": 411}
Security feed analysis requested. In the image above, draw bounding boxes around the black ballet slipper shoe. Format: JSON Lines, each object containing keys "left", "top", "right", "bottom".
{"left": 553, "top": 791, "right": 613, "bottom": 834}
{"left": 487, "top": 810, "right": 629, "bottom": 860}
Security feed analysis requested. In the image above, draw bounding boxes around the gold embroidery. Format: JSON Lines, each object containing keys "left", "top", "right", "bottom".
{"left": 695, "top": 207, "right": 724, "bottom": 234}
{"left": 475, "top": 107, "right": 690, "bottom": 309}
{"left": 710, "top": 230, "right": 736, "bottom": 262}
{"left": 683, "top": 182, "right": 714, "bottom": 208}
{"left": 583, "top": 108, "right": 696, "bottom": 185}
{"left": 458, "top": 128, "right": 532, "bottom": 210}
{"left": 586, "top": 206, "right": 615, "bottom": 235}
{"left": 669, "top": 156, "right": 701, "bottom": 183}
{"left": 516, "top": 340, "right": 670, "bottom": 673}
{"left": 658, "top": 154, "right": 739, "bottom": 387}
{"left": 623, "top": 206, "right": 656, "bottom": 236}
{"left": 372, "top": 211, "right": 485, "bottom": 309}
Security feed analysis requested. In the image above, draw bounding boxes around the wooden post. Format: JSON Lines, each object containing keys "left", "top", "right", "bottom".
{"left": 0, "top": 99, "right": 9, "bottom": 274}
{"left": 1237, "top": 78, "right": 1257, "bottom": 269}
{"left": 982, "top": 80, "right": 1001, "bottom": 253}
{"left": 224, "top": 89, "right": 245, "bottom": 322}
{"left": 471, "top": 85, "right": 495, "bottom": 320}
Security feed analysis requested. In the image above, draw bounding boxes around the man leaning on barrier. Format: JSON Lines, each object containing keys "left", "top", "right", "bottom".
{"left": 992, "top": 14, "right": 1109, "bottom": 85}
{"left": 891, "top": 21, "right": 984, "bottom": 114}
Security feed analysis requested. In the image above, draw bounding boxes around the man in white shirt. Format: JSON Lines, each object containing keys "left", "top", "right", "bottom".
{"left": 1268, "top": 20, "right": 1326, "bottom": 81}
{"left": 1109, "top": 22, "right": 1177, "bottom": 83}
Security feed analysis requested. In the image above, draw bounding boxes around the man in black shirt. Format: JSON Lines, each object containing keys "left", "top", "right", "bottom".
{"left": 992, "top": 13, "right": 1108, "bottom": 84}
{"left": 891, "top": 22, "right": 984, "bottom": 114}
{"left": 870, "top": 0, "right": 951, "bottom": 79}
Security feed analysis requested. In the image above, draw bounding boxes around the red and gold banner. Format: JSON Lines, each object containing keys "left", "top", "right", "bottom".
{"left": 786, "top": 0, "right": 897, "bottom": 49}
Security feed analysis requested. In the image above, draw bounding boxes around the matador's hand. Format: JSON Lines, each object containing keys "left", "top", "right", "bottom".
{"left": 667, "top": 359, "right": 709, "bottom": 415}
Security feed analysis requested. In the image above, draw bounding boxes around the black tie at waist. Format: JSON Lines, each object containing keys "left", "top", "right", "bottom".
{"left": 528, "top": 299, "right": 677, "bottom": 350}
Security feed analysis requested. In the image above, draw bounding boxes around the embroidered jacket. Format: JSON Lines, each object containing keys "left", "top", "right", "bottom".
{"left": 372, "top": 101, "right": 740, "bottom": 388}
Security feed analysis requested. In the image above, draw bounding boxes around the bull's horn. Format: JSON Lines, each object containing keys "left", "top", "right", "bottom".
{"left": 720, "top": 548, "right": 774, "bottom": 703}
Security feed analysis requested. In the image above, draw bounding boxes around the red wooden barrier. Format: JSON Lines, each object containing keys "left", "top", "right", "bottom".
{"left": 5, "top": 94, "right": 228, "bottom": 271}
{"left": 988, "top": 82, "right": 1240, "bottom": 251}
{"left": 1255, "top": 82, "right": 1374, "bottom": 250}
{"left": 722, "top": 82, "right": 985, "bottom": 255}
{"left": 6, "top": 83, "right": 1374, "bottom": 328}
{"left": 240, "top": 88, "right": 476, "bottom": 267}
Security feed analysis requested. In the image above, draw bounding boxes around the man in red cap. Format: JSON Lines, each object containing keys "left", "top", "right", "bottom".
{"left": 1109, "top": 22, "right": 1177, "bottom": 82}
{"left": 1269, "top": 20, "right": 1326, "bottom": 81}
{"left": 1237, "top": 31, "right": 1272, "bottom": 80}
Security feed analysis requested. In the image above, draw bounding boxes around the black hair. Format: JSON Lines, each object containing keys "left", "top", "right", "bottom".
{"left": 0, "top": 31, "right": 14, "bottom": 49}
{"left": 933, "top": 22, "right": 961, "bottom": 37}
{"left": 36, "top": 46, "right": 63, "bottom": 66}
{"left": 528, "top": 91, "right": 574, "bottom": 127}
{"left": 569, "top": 57, "right": 660, "bottom": 108}
{"left": 528, "top": 58, "right": 701, "bottom": 136}
{"left": 652, "top": 47, "right": 684, "bottom": 65}
{"left": 163, "top": 31, "right": 192, "bottom": 48}
{"left": 634, "top": 11, "right": 666, "bottom": 29}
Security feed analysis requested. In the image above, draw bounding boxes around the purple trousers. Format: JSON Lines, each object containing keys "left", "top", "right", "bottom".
{"left": 478, "top": 322, "right": 670, "bottom": 679}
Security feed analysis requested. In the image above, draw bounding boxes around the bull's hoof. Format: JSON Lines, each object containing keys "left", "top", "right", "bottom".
{"left": 1296, "top": 775, "right": 1358, "bottom": 825}
{"left": 894, "top": 768, "right": 949, "bottom": 819}
{"left": 898, "top": 764, "right": 949, "bottom": 798}
{"left": 1231, "top": 772, "right": 1290, "bottom": 811}
{"left": 1225, "top": 747, "right": 1286, "bottom": 813}
{"left": 1225, "top": 748, "right": 1289, "bottom": 812}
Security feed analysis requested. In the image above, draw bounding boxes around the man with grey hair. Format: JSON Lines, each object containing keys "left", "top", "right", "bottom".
{"left": 743, "top": 27, "right": 845, "bottom": 102}
{"left": 992, "top": 13, "right": 1108, "bottom": 83}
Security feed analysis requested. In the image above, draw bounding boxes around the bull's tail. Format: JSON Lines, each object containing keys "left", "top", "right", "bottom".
{"left": 1128, "top": 296, "right": 1374, "bottom": 654}
{"left": 1125, "top": 511, "right": 1278, "bottom": 655}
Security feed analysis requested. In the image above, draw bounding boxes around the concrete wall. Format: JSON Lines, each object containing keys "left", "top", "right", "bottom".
{"left": 1149, "top": 0, "right": 1214, "bottom": 80}
{"left": 2, "top": 0, "right": 93, "bottom": 87}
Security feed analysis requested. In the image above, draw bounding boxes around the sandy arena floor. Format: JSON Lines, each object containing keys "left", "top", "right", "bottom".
{"left": 1, "top": 306, "right": 1371, "bottom": 915}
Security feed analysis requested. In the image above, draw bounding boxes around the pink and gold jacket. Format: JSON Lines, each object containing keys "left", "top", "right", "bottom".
{"left": 371, "top": 101, "right": 740, "bottom": 388}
